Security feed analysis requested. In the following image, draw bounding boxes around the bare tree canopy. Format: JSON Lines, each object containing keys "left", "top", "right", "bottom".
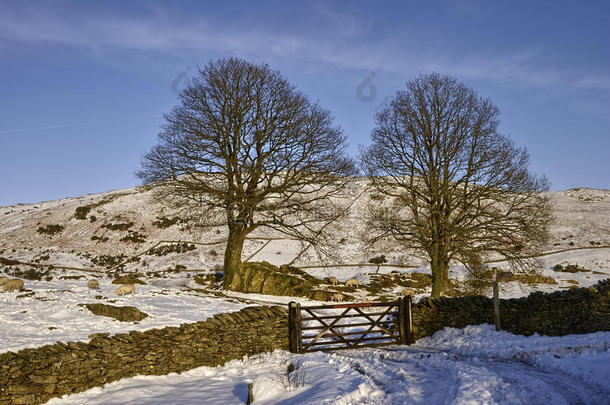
{"left": 138, "top": 58, "right": 356, "bottom": 287}
{"left": 361, "top": 73, "right": 553, "bottom": 297}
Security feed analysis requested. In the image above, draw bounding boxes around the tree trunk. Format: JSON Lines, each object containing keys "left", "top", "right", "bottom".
{"left": 223, "top": 227, "right": 247, "bottom": 288}
{"left": 430, "top": 255, "right": 450, "bottom": 298}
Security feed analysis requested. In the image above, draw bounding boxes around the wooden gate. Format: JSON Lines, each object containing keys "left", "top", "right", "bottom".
{"left": 288, "top": 297, "right": 413, "bottom": 353}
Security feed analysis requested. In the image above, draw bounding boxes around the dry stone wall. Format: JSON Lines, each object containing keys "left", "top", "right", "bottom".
{"left": 411, "top": 279, "right": 610, "bottom": 340}
{"left": 229, "top": 261, "right": 332, "bottom": 301}
{"left": 0, "top": 306, "right": 288, "bottom": 405}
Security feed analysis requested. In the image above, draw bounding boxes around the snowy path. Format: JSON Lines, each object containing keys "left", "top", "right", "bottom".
{"left": 332, "top": 347, "right": 610, "bottom": 404}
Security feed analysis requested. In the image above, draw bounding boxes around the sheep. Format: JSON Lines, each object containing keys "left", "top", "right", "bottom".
{"left": 330, "top": 292, "right": 344, "bottom": 302}
{"left": 345, "top": 278, "right": 360, "bottom": 288}
{"left": 88, "top": 279, "right": 99, "bottom": 289}
{"left": 0, "top": 276, "right": 8, "bottom": 286}
{"left": 3, "top": 278, "right": 24, "bottom": 292}
{"left": 115, "top": 283, "right": 135, "bottom": 296}
{"left": 328, "top": 276, "right": 340, "bottom": 286}
{"left": 401, "top": 288, "right": 415, "bottom": 296}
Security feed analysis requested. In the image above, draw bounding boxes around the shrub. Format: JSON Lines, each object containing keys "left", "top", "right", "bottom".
{"left": 152, "top": 216, "right": 180, "bottom": 229}
{"left": 37, "top": 224, "right": 64, "bottom": 236}
{"left": 553, "top": 263, "right": 589, "bottom": 273}
{"left": 369, "top": 255, "right": 388, "bottom": 265}
{"left": 368, "top": 273, "right": 396, "bottom": 289}
{"left": 120, "top": 230, "right": 147, "bottom": 244}
{"left": 402, "top": 272, "right": 433, "bottom": 288}
{"left": 74, "top": 195, "right": 121, "bottom": 220}
{"left": 111, "top": 275, "right": 147, "bottom": 285}
{"left": 74, "top": 206, "right": 92, "bottom": 220}
{"left": 146, "top": 243, "right": 196, "bottom": 256}
{"left": 102, "top": 221, "right": 134, "bottom": 231}
{"left": 167, "top": 264, "right": 187, "bottom": 273}
{"left": 91, "top": 254, "right": 127, "bottom": 269}
{"left": 6, "top": 267, "right": 49, "bottom": 281}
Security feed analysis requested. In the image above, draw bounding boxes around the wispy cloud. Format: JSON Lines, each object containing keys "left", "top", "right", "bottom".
{"left": 1, "top": 5, "right": 609, "bottom": 96}
{"left": 574, "top": 76, "right": 610, "bottom": 91}
{"left": 0, "top": 117, "right": 152, "bottom": 136}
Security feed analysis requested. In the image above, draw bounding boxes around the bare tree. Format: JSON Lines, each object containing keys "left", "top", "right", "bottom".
{"left": 361, "top": 73, "right": 553, "bottom": 297}
{"left": 138, "top": 58, "right": 356, "bottom": 287}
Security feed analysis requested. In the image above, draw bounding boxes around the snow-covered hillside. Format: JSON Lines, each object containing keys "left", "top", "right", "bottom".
{"left": 1, "top": 182, "right": 609, "bottom": 294}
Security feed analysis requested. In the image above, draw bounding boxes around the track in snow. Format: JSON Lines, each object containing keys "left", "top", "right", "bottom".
{"left": 331, "top": 347, "right": 610, "bottom": 405}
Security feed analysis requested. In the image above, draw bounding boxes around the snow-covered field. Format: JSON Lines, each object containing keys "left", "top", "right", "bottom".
{"left": 0, "top": 276, "right": 249, "bottom": 354}
{"left": 43, "top": 325, "right": 610, "bottom": 405}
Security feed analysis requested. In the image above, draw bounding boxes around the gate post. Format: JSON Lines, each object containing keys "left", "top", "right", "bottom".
{"left": 406, "top": 294, "right": 413, "bottom": 344}
{"left": 288, "top": 302, "right": 297, "bottom": 353}
{"left": 288, "top": 302, "right": 302, "bottom": 353}
{"left": 398, "top": 297, "right": 406, "bottom": 344}
{"left": 398, "top": 296, "right": 414, "bottom": 345}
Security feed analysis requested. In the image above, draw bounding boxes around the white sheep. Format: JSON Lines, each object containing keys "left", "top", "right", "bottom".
{"left": 330, "top": 292, "right": 344, "bottom": 302}
{"left": 3, "top": 278, "right": 24, "bottom": 292}
{"left": 115, "top": 283, "right": 135, "bottom": 296}
{"left": 0, "top": 276, "right": 8, "bottom": 286}
{"left": 88, "top": 279, "right": 99, "bottom": 289}
{"left": 328, "top": 276, "right": 340, "bottom": 286}
{"left": 345, "top": 278, "right": 360, "bottom": 288}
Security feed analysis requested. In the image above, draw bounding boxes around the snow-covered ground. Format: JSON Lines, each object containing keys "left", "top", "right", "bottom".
{"left": 2, "top": 185, "right": 610, "bottom": 403}
{"left": 44, "top": 325, "right": 610, "bottom": 405}
{"left": 0, "top": 276, "right": 249, "bottom": 354}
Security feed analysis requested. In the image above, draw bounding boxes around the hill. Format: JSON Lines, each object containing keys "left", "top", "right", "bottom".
{"left": 1, "top": 181, "right": 609, "bottom": 298}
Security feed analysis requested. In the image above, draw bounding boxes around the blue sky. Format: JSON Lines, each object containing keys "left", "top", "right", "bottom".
{"left": 1, "top": 0, "right": 609, "bottom": 205}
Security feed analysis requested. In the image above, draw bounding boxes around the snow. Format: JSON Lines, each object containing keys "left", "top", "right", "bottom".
{"left": 45, "top": 325, "right": 610, "bottom": 404}
{"left": 0, "top": 277, "right": 248, "bottom": 353}
{"left": 247, "top": 239, "right": 304, "bottom": 265}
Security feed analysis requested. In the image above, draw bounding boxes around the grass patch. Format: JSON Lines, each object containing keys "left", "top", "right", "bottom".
{"left": 91, "top": 254, "right": 128, "bottom": 269}
{"left": 37, "top": 224, "right": 64, "bottom": 236}
{"left": 152, "top": 216, "right": 182, "bottom": 229}
{"left": 146, "top": 243, "right": 196, "bottom": 256}
{"left": 120, "top": 230, "right": 147, "bottom": 243}
{"left": 74, "top": 194, "right": 123, "bottom": 220}
{"left": 102, "top": 221, "right": 134, "bottom": 231}
{"left": 553, "top": 263, "right": 590, "bottom": 273}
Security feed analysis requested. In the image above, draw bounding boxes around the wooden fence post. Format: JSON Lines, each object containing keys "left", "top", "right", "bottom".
{"left": 288, "top": 302, "right": 298, "bottom": 353}
{"left": 247, "top": 382, "right": 254, "bottom": 404}
{"left": 295, "top": 303, "right": 302, "bottom": 353}
{"left": 288, "top": 302, "right": 302, "bottom": 353}
{"left": 406, "top": 295, "right": 413, "bottom": 344}
{"left": 493, "top": 269, "right": 501, "bottom": 331}
{"left": 398, "top": 297, "right": 407, "bottom": 344}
